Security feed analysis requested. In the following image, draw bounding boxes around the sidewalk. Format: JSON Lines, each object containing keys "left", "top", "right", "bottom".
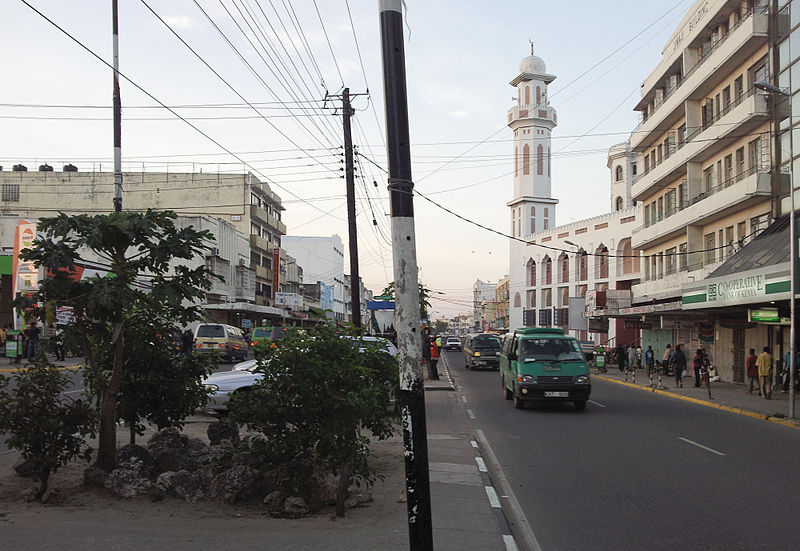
{"left": 0, "top": 354, "right": 84, "bottom": 372}
{"left": 593, "top": 364, "right": 800, "bottom": 429}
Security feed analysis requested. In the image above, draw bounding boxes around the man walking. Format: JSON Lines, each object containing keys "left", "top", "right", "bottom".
{"left": 645, "top": 345, "right": 657, "bottom": 387}
{"left": 24, "top": 321, "right": 40, "bottom": 361}
{"left": 662, "top": 344, "right": 672, "bottom": 377}
{"left": 756, "top": 346, "right": 773, "bottom": 400}
{"left": 626, "top": 344, "right": 637, "bottom": 383}
{"left": 746, "top": 348, "right": 758, "bottom": 395}
{"left": 670, "top": 344, "right": 686, "bottom": 388}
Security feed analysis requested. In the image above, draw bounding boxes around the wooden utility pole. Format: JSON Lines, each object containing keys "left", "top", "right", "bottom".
{"left": 379, "top": 1, "right": 433, "bottom": 549}
{"left": 342, "top": 88, "right": 362, "bottom": 327}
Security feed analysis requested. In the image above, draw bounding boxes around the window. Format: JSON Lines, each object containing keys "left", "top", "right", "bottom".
{"left": 678, "top": 124, "right": 686, "bottom": 147}
{"left": 537, "top": 145, "right": 544, "bottom": 175}
{"left": 644, "top": 204, "right": 650, "bottom": 224}
{"left": 724, "top": 154, "right": 733, "bottom": 182}
{"left": 615, "top": 196, "right": 624, "bottom": 211}
{"left": 543, "top": 257, "right": 552, "bottom": 285}
{"left": 679, "top": 242, "right": 688, "bottom": 270}
{"left": 704, "top": 166, "right": 714, "bottom": 192}
{"left": 726, "top": 226, "right": 735, "bottom": 257}
{"left": 615, "top": 165, "right": 623, "bottom": 181}
{"left": 1, "top": 184, "right": 19, "bottom": 202}
{"left": 705, "top": 232, "right": 716, "bottom": 264}
{"left": 665, "top": 189, "right": 676, "bottom": 216}
{"left": 579, "top": 252, "right": 588, "bottom": 281}
{"left": 528, "top": 260, "right": 536, "bottom": 286}
{"left": 596, "top": 246, "right": 609, "bottom": 279}
{"left": 665, "top": 247, "right": 677, "bottom": 275}
{"left": 751, "top": 213, "right": 769, "bottom": 236}
{"left": 561, "top": 255, "right": 569, "bottom": 283}
{"left": 735, "top": 147, "right": 745, "bottom": 179}
{"left": 737, "top": 221, "right": 747, "bottom": 244}
{"left": 734, "top": 75, "right": 744, "bottom": 99}
{"left": 632, "top": 163, "right": 637, "bottom": 176}
{"left": 536, "top": 86, "right": 541, "bottom": 105}
{"left": 530, "top": 206, "right": 536, "bottom": 233}
{"left": 547, "top": 148, "right": 551, "bottom": 177}
{"left": 525, "top": 86, "right": 530, "bottom": 105}
{"left": 514, "top": 147, "right": 519, "bottom": 175}
{"left": 748, "top": 137, "right": 761, "bottom": 171}
{"left": 657, "top": 197, "right": 663, "bottom": 220}
{"left": 543, "top": 207, "right": 549, "bottom": 230}
{"left": 514, "top": 293, "right": 521, "bottom": 308}
{"left": 522, "top": 144, "right": 530, "bottom": 175}
{"left": 657, "top": 144, "right": 663, "bottom": 164}
{"left": 678, "top": 181, "right": 687, "bottom": 209}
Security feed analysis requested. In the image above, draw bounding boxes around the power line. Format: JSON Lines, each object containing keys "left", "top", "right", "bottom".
{"left": 311, "top": 0, "right": 344, "bottom": 87}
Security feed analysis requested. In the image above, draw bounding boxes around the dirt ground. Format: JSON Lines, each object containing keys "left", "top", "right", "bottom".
{"left": 0, "top": 415, "right": 409, "bottom": 551}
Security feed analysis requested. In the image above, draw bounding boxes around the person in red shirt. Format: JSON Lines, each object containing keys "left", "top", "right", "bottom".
{"left": 746, "top": 348, "right": 758, "bottom": 395}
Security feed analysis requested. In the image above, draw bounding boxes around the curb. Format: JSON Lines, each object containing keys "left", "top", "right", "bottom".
{"left": 0, "top": 364, "right": 83, "bottom": 373}
{"left": 594, "top": 374, "right": 800, "bottom": 430}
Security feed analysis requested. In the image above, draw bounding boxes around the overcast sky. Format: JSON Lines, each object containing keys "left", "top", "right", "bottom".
{"left": 1, "top": 0, "right": 695, "bottom": 317}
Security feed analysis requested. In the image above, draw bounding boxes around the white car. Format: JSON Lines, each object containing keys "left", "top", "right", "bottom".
{"left": 202, "top": 336, "right": 398, "bottom": 413}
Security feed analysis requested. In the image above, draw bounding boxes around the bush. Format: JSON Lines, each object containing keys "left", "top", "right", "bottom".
{"left": 0, "top": 357, "right": 97, "bottom": 499}
{"left": 229, "top": 323, "right": 398, "bottom": 516}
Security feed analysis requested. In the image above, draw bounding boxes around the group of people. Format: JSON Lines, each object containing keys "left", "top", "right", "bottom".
{"left": 0, "top": 320, "right": 60, "bottom": 362}
{"left": 615, "top": 342, "right": 715, "bottom": 394}
{"left": 744, "top": 347, "right": 799, "bottom": 400}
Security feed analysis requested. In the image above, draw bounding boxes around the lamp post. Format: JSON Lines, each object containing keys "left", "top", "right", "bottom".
{"left": 755, "top": 80, "right": 795, "bottom": 418}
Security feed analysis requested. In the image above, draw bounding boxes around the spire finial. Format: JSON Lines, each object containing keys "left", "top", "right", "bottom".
{"left": 529, "top": 38, "right": 534, "bottom": 55}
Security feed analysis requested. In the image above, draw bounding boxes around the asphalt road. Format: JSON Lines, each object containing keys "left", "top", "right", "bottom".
{"left": 442, "top": 349, "right": 800, "bottom": 551}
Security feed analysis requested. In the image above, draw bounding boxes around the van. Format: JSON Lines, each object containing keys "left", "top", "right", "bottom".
{"left": 499, "top": 327, "right": 591, "bottom": 410}
{"left": 194, "top": 323, "right": 248, "bottom": 362}
{"left": 464, "top": 333, "right": 502, "bottom": 370}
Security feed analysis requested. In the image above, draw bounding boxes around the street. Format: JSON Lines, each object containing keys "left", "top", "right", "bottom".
{"left": 442, "top": 350, "right": 800, "bottom": 550}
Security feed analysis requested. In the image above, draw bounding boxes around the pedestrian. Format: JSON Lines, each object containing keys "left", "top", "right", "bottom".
{"left": 626, "top": 344, "right": 637, "bottom": 383}
{"left": 662, "top": 344, "right": 672, "bottom": 377}
{"left": 756, "top": 346, "right": 773, "bottom": 400}
{"left": 670, "top": 344, "right": 686, "bottom": 388}
{"left": 616, "top": 343, "right": 626, "bottom": 372}
{"left": 645, "top": 345, "right": 656, "bottom": 386}
{"left": 428, "top": 337, "right": 440, "bottom": 380}
{"left": 746, "top": 348, "right": 758, "bottom": 394}
{"left": 692, "top": 349, "right": 703, "bottom": 388}
{"left": 53, "top": 327, "right": 65, "bottom": 361}
{"left": 181, "top": 328, "right": 194, "bottom": 355}
{"left": 24, "top": 320, "right": 40, "bottom": 361}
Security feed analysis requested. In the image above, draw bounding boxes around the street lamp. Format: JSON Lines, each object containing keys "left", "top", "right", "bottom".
{"left": 754, "top": 79, "right": 795, "bottom": 418}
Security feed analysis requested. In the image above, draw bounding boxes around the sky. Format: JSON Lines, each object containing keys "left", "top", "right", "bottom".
{"left": 0, "top": 0, "right": 697, "bottom": 318}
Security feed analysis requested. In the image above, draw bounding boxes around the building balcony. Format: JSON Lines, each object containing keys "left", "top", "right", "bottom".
{"left": 254, "top": 264, "right": 271, "bottom": 280}
{"left": 250, "top": 204, "right": 287, "bottom": 235}
{"left": 507, "top": 104, "right": 557, "bottom": 126}
{"left": 630, "top": 10, "right": 768, "bottom": 153}
{"left": 632, "top": 90, "right": 768, "bottom": 201}
{"left": 632, "top": 169, "right": 770, "bottom": 249}
{"left": 633, "top": 257, "right": 725, "bottom": 304}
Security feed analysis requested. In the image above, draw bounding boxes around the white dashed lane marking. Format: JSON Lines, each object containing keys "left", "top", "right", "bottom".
{"left": 485, "top": 485, "right": 501, "bottom": 508}
{"left": 588, "top": 400, "right": 606, "bottom": 408}
{"left": 466, "top": 408, "right": 476, "bottom": 419}
{"left": 475, "top": 456, "right": 487, "bottom": 472}
{"left": 679, "top": 437, "right": 726, "bottom": 456}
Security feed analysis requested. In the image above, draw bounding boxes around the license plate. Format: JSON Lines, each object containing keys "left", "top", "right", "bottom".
{"left": 544, "top": 391, "right": 568, "bottom": 398}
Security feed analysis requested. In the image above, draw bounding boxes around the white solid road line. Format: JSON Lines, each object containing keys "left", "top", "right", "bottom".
{"left": 588, "top": 399, "right": 606, "bottom": 408}
{"left": 485, "top": 485, "right": 501, "bottom": 508}
{"left": 679, "top": 437, "right": 726, "bottom": 456}
{"left": 470, "top": 440, "right": 479, "bottom": 448}
{"left": 503, "top": 535, "right": 519, "bottom": 551}
{"left": 461, "top": 395, "right": 468, "bottom": 403}
{"left": 475, "top": 456, "right": 487, "bottom": 472}
{"left": 475, "top": 429, "right": 544, "bottom": 551}
{"left": 466, "top": 408, "right": 476, "bottom": 419}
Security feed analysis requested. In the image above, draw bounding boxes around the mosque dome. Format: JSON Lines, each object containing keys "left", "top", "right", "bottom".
{"left": 519, "top": 53, "right": 546, "bottom": 75}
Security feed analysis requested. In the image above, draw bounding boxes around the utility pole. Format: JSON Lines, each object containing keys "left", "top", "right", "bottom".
{"left": 342, "top": 88, "right": 362, "bottom": 327}
{"left": 379, "top": 1, "right": 433, "bottom": 549}
{"left": 112, "top": 0, "right": 123, "bottom": 212}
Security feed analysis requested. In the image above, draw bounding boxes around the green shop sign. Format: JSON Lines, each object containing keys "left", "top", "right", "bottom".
{"left": 682, "top": 265, "right": 791, "bottom": 310}
{"left": 749, "top": 308, "right": 779, "bottom": 323}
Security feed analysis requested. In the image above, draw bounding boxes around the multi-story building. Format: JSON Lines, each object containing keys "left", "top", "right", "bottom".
{"left": 0, "top": 168, "right": 287, "bottom": 308}
{"left": 621, "top": 0, "right": 781, "bottom": 380}
{"left": 473, "top": 279, "right": 497, "bottom": 331}
{"left": 344, "top": 274, "right": 371, "bottom": 325}
{"left": 494, "top": 275, "right": 510, "bottom": 331}
{"left": 282, "top": 235, "right": 346, "bottom": 321}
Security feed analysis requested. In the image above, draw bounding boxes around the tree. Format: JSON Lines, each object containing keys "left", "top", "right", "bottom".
{"left": 380, "top": 281, "right": 432, "bottom": 321}
{"left": 82, "top": 301, "right": 216, "bottom": 444}
{"left": 229, "top": 323, "right": 398, "bottom": 516}
{"left": 21, "top": 210, "right": 216, "bottom": 471}
{"left": 0, "top": 357, "right": 96, "bottom": 499}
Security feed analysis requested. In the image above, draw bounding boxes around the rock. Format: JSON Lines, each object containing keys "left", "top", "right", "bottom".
{"left": 22, "top": 487, "right": 38, "bottom": 502}
{"left": 282, "top": 496, "right": 309, "bottom": 517}
{"left": 156, "top": 470, "right": 205, "bottom": 502}
{"left": 344, "top": 496, "right": 359, "bottom": 509}
{"left": 104, "top": 466, "right": 153, "bottom": 498}
{"left": 263, "top": 490, "right": 284, "bottom": 509}
{"left": 187, "top": 438, "right": 207, "bottom": 451}
{"left": 152, "top": 448, "right": 195, "bottom": 474}
{"left": 207, "top": 419, "right": 239, "bottom": 445}
{"left": 118, "top": 444, "right": 155, "bottom": 475}
{"left": 209, "top": 465, "right": 257, "bottom": 504}
{"left": 149, "top": 485, "right": 166, "bottom": 502}
{"left": 83, "top": 466, "right": 108, "bottom": 488}
{"left": 194, "top": 464, "right": 219, "bottom": 495}
{"left": 13, "top": 459, "right": 36, "bottom": 479}
{"left": 41, "top": 486, "right": 64, "bottom": 505}
{"left": 146, "top": 427, "right": 188, "bottom": 457}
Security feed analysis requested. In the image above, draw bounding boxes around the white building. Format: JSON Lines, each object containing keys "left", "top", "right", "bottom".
{"left": 281, "top": 235, "right": 346, "bottom": 320}
{"left": 472, "top": 279, "right": 496, "bottom": 331}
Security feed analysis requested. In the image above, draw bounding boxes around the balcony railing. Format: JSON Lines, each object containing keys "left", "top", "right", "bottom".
{"left": 684, "top": 86, "right": 756, "bottom": 143}
{"left": 635, "top": 7, "right": 761, "bottom": 130}
{"left": 636, "top": 166, "right": 768, "bottom": 231}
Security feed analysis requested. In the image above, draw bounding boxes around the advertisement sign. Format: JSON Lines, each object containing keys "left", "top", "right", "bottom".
{"left": 569, "top": 298, "right": 588, "bottom": 331}
{"left": 272, "top": 248, "right": 280, "bottom": 300}
{"left": 13, "top": 221, "right": 38, "bottom": 294}
{"left": 275, "top": 292, "right": 303, "bottom": 308}
{"left": 748, "top": 308, "right": 779, "bottom": 323}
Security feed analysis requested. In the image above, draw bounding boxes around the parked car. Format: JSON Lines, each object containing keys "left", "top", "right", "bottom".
{"left": 463, "top": 333, "right": 502, "bottom": 370}
{"left": 444, "top": 336, "right": 462, "bottom": 351}
{"left": 249, "top": 326, "right": 287, "bottom": 349}
{"left": 194, "top": 323, "right": 248, "bottom": 362}
{"left": 499, "top": 327, "right": 591, "bottom": 410}
{"left": 202, "top": 335, "right": 398, "bottom": 413}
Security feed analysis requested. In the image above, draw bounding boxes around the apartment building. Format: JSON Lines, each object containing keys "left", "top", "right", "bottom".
{"left": 282, "top": 235, "right": 346, "bottom": 321}
{"left": 494, "top": 275, "right": 510, "bottom": 331}
{"left": 0, "top": 168, "right": 287, "bottom": 308}
{"left": 473, "top": 279, "right": 497, "bottom": 331}
{"left": 621, "top": 0, "right": 794, "bottom": 382}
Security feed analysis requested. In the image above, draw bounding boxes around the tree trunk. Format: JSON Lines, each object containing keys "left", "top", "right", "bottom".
{"left": 129, "top": 421, "right": 136, "bottom": 445}
{"left": 95, "top": 323, "right": 124, "bottom": 471}
{"left": 335, "top": 461, "right": 353, "bottom": 518}
{"left": 38, "top": 468, "right": 50, "bottom": 499}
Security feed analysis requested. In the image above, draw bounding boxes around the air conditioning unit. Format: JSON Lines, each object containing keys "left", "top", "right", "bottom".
{"left": 210, "top": 247, "right": 220, "bottom": 256}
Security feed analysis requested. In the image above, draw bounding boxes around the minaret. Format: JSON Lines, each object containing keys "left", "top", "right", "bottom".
{"left": 507, "top": 45, "right": 558, "bottom": 237}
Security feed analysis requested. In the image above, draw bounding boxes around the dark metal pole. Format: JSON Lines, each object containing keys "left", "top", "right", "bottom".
{"left": 112, "top": 0, "right": 122, "bottom": 212}
{"left": 343, "top": 88, "right": 362, "bottom": 327}
{"left": 379, "top": 1, "right": 433, "bottom": 549}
